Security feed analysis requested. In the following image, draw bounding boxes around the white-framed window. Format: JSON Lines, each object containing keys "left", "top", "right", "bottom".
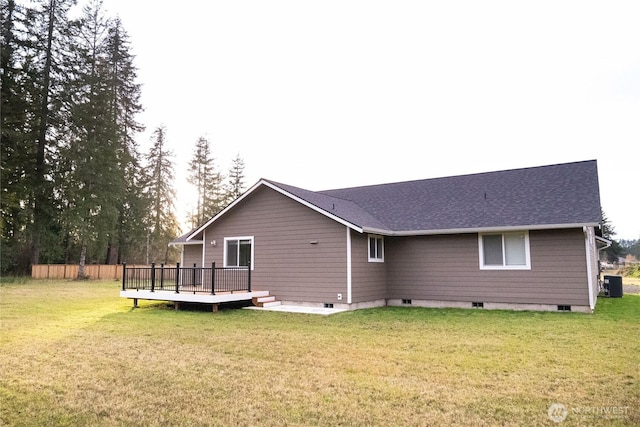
{"left": 478, "top": 231, "right": 530, "bottom": 270}
{"left": 224, "top": 236, "right": 254, "bottom": 269}
{"left": 368, "top": 235, "right": 384, "bottom": 262}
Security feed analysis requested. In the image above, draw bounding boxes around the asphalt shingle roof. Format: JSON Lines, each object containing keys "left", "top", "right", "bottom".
{"left": 269, "top": 160, "right": 602, "bottom": 234}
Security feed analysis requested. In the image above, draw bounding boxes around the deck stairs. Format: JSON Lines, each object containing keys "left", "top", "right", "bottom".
{"left": 252, "top": 293, "right": 281, "bottom": 308}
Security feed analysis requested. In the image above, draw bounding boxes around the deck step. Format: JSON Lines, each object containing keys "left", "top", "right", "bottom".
{"left": 252, "top": 293, "right": 280, "bottom": 307}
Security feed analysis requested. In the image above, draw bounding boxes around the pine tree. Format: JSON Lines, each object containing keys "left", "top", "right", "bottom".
{"left": 1, "top": 0, "right": 35, "bottom": 273}
{"left": 227, "top": 153, "right": 246, "bottom": 201}
{"left": 145, "top": 126, "right": 181, "bottom": 264}
{"left": 60, "top": 0, "right": 124, "bottom": 278}
{"left": 28, "top": 0, "right": 76, "bottom": 266}
{"left": 104, "top": 17, "right": 145, "bottom": 264}
{"left": 187, "top": 136, "right": 226, "bottom": 228}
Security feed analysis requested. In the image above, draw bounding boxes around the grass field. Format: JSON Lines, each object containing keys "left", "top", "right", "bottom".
{"left": 1, "top": 279, "right": 638, "bottom": 426}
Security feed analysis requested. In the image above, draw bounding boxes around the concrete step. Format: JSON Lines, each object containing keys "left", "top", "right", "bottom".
{"left": 256, "top": 296, "right": 276, "bottom": 303}
{"left": 262, "top": 301, "right": 282, "bottom": 308}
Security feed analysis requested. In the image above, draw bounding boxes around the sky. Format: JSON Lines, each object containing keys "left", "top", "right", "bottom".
{"left": 99, "top": 0, "right": 639, "bottom": 239}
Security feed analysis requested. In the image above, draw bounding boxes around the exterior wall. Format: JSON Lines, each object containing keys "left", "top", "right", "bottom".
{"left": 201, "top": 186, "right": 348, "bottom": 304}
{"left": 350, "top": 231, "right": 387, "bottom": 303}
{"left": 385, "top": 229, "right": 590, "bottom": 306}
{"left": 183, "top": 245, "right": 203, "bottom": 267}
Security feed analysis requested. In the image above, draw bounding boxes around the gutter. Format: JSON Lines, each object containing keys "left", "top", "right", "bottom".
{"left": 362, "top": 222, "right": 602, "bottom": 237}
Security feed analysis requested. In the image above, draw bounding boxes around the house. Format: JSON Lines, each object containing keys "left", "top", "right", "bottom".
{"left": 170, "top": 160, "right": 608, "bottom": 313}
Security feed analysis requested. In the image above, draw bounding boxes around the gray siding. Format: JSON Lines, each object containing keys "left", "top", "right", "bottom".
{"left": 350, "top": 231, "right": 387, "bottom": 303}
{"left": 202, "top": 186, "right": 348, "bottom": 303}
{"left": 386, "top": 229, "right": 590, "bottom": 306}
{"left": 183, "top": 245, "right": 202, "bottom": 267}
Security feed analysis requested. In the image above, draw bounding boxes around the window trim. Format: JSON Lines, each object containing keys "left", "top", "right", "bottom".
{"left": 223, "top": 236, "right": 255, "bottom": 270}
{"left": 478, "top": 231, "right": 531, "bottom": 270}
{"left": 368, "top": 235, "right": 384, "bottom": 263}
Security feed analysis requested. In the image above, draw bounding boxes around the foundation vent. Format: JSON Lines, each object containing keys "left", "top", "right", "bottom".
{"left": 401, "top": 299, "right": 412, "bottom": 305}
{"left": 324, "top": 303, "right": 334, "bottom": 308}
{"left": 472, "top": 302, "right": 484, "bottom": 308}
{"left": 557, "top": 305, "right": 571, "bottom": 312}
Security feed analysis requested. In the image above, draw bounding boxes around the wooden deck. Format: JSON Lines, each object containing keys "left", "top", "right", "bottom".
{"left": 120, "top": 289, "right": 270, "bottom": 311}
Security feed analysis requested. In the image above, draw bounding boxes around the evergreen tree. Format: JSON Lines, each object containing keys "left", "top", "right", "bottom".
{"left": 227, "top": 153, "right": 246, "bottom": 201}
{"left": 145, "top": 126, "right": 181, "bottom": 264}
{"left": 61, "top": 0, "right": 123, "bottom": 277}
{"left": 28, "top": 0, "right": 76, "bottom": 266}
{"left": 1, "top": 0, "right": 75, "bottom": 271}
{"left": 104, "top": 17, "right": 145, "bottom": 264}
{"left": 1, "top": 0, "right": 35, "bottom": 273}
{"left": 187, "top": 136, "right": 226, "bottom": 228}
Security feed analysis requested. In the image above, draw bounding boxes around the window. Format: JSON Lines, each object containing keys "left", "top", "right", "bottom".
{"left": 224, "top": 236, "right": 254, "bottom": 269}
{"left": 479, "top": 231, "right": 530, "bottom": 269}
{"left": 368, "top": 235, "right": 384, "bottom": 262}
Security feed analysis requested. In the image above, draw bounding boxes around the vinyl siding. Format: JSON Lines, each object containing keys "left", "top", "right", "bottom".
{"left": 386, "top": 229, "right": 590, "bottom": 306}
{"left": 183, "top": 245, "right": 202, "bottom": 267}
{"left": 201, "top": 186, "right": 348, "bottom": 303}
{"left": 350, "top": 231, "right": 387, "bottom": 303}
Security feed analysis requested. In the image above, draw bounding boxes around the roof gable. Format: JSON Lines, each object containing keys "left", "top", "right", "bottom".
{"left": 182, "top": 160, "right": 602, "bottom": 242}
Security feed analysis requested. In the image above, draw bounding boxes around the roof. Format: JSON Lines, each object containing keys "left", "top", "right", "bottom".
{"left": 178, "top": 160, "right": 602, "bottom": 243}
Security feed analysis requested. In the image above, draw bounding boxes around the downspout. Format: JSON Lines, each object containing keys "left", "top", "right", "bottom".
{"left": 583, "top": 226, "right": 595, "bottom": 310}
{"left": 202, "top": 229, "right": 206, "bottom": 285}
{"left": 202, "top": 229, "right": 206, "bottom": 267}
{"left": 346, "top": 226, "right": 352, "bottom": 304}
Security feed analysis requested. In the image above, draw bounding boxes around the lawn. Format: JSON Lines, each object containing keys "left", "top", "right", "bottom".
{"left": 1, "top": 279, "right": 638, "bottom": 426}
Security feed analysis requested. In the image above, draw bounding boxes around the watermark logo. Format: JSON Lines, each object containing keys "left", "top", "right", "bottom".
{"left": 548, "top": 403, "right": 568, "bottom": 423}
{"left": 548, "top": 402, "right": 631, "bottom": 423}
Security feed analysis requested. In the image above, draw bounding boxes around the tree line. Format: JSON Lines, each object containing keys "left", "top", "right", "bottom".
{"left": 1, "top": 0, "right": 246, "bottom": 276}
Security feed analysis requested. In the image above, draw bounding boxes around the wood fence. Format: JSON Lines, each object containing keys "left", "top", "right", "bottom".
{"left": 31, "top": 264, "right": 173, "bottom": 280}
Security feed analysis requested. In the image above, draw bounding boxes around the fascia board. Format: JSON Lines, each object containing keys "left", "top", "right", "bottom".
{"left": 362, "top": 222, "right": 601, "bottom": 237}
{"left": 168, "top": 240, "right": 204, "bottom": 247}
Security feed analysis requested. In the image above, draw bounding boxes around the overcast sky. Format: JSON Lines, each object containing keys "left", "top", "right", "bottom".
{"left": 100, "top": 0, "right": 639, "bottom": 239}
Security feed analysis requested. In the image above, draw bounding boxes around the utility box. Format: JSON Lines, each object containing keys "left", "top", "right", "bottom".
{"left": 604, "top": 275, "right": 623, "bottom": 298}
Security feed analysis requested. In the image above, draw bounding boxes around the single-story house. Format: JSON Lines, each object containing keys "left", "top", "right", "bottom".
{"left": 171, "top": 160, "right": 609, "bottom": 313}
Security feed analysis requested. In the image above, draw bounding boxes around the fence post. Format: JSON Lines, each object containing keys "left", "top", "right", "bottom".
{"left": 247, "top": 261, "right": 251, "bottom": 292}
{"left": 211, "top": 262, "right": 216, "bottom": 295}
{"left": 175, "top": 262, "right": 180, "bottom": 293}
{"left": 122, "top": 263, "right": 126, "bottom": 291}
{"left": 151, "top": 262, "right": 156, "bottom": 292}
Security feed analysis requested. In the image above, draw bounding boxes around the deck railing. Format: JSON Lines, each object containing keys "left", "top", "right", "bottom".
{"left": 121, "top": 262, "right": 251, "bottom": 294}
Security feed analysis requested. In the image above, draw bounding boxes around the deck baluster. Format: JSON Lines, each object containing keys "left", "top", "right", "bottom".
{"left": 175, "top": 262, "right": 180, "bottom": 293}
{"left": 247, "top": 261, "right": 251, "bottom": 292}
{"left": 122, "top": 263, "right": 126, "bottom": 290}
{"left": 151, "top": 262, "right": 156, "bottom": 292}
{"left": 211, "top": 262, "right": 216, "bottom": 295}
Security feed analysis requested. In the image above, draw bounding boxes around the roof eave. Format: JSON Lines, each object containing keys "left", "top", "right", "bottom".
{"left": 168, "top": 240, "right": 204, "bottom": 247}
{"left": 362, "top": 222, "right": 601, "bottom": 236}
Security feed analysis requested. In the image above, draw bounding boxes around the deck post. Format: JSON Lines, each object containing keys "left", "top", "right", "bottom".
{"left": 247, "top": 261, "right": 251, "bottom": 292}
{"left": 133, "top": 298, "right": 138, "bottom": 308}
{"left": 175, "top": 262, "right": 180, "bottom": 293}
{"left": 212, "top": 303, "right": 219, "bottom": 313}
{"left": 160, "top": 263, "right": 165, "bottom": 290}
{"left": 122, "top": 263, "right": 126, "bottom": 291}
{"left": 150, "top": 262, "right": 156, "bottom": 292}
{"left": 192, "top": 263, "right": 197, "bottom": 289}
{"left": 211, "top": 262, "right": 216, "bottom": 295}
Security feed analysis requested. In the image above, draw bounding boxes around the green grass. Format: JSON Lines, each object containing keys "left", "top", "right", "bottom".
{"left": 1, "top": 280, "right": 638, "bottom": 426}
